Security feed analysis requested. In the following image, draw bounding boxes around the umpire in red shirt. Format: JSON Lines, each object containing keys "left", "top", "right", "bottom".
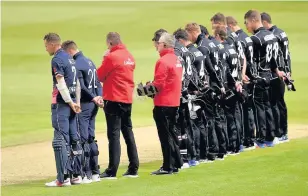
{"left": 150, "top": 32, "right": 184, "bottom": 175}
{"left": 97, "top": 32, "right": 139, "bottom": 179}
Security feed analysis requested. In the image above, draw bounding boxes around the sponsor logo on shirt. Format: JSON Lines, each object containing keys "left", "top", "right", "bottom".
{"left": 124, "top": 58, "right": 135, "bottom": 66}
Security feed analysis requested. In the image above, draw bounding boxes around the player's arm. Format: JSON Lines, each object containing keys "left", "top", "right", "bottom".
{"left": 52, "top": 58, "right": 73, "bottom": 104}
{"left": 282, "top": 37, "right": 291, "bottom": 74}
{"left": 76, "top": 78, "right": 81, "bottom": 106}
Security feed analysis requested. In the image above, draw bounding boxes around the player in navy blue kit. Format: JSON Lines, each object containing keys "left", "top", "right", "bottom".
{"left": 62, "top": 40, "right": 103, "bottom": 184}
{"left": 44, "top": 33, "right": 83, "bottom": 187}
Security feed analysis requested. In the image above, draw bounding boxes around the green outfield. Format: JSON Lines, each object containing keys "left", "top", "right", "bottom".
{"left": 2, "top": 138, "right": 308, "bottom": 196}
{"left": 2, "top": 1, "right": 308, "bottom": 194}
{"left": 2, "top": 1, "right": 308, "bottom": 147}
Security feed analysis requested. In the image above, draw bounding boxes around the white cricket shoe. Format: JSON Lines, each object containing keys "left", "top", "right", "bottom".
{"left": 45, "top": 178, "right": 71, "bottom": 187}
{"left": 81, "top": 177, "right": 92, "bottom": 184}
{"left": 92, "top": 174, "right": 101, "bottom": 182}
{"left": 71, "top": 176, "right": 82, "bottom": 185}
{"left": 181, "top": 163, "right": 190, "bottom": 169}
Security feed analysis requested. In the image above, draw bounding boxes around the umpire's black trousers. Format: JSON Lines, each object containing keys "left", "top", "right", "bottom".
{"left": 153, "top": 106, "right": 183, "bottom": 170}
{"left": 252, "top": 73, "right": 275, "bottom": 143}
{"left": 104, "top": 101, "right": 139, "bottom": 175}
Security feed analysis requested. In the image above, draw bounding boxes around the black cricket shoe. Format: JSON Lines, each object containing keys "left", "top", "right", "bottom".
{"left": 100, "top": 171, "right": 117, "bottom": 180}
{"left": 173, "top": 168, "right": 179, "bottom": 174}
{"left": 123, "top": 170, "right": 139, "bottom": 178}
{"left": 151, "top": 167, "right": 173, "bottom": 175}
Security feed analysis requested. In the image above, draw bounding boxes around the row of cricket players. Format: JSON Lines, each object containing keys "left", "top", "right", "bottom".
{"left": 43, "top": 10, "right": 294, "bottom": 187}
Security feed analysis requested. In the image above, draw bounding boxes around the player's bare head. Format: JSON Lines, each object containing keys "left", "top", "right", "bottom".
{"left": 185, "top": 22, "right": 201, "bottom": 43}
{"left": 43, "top": 33, "right": 61, "bottom": 56}
{"left": 156, "top": 32, "right": 175, "bottom": 52}
{"left": 173, "top": 28, "right": 189, "bottom": 46}
{"left": 226, "top": 16, "right": 239, "bottom": 32}
{"left": 152, "top": 29, "right": 168, "bottom": 48}
{"left": 261, "top": 12, "right": 272, "bottom": 29}
{"left": 244, "top": 10, "right": 262, "bottom": 33}
{"left": 62, "top": 40, "right": 78, "bottom": 56}
{"left": 211, "top": 13, "right": 226, "bottom": 30}
{"left": 200, "top": 25, "right": 209, "bottom": 38}
{"left": 106, "top": 32, "right": 122, "bottom": 49}
{"left": 214, "top": 26, "right": 227, "bottom": 42}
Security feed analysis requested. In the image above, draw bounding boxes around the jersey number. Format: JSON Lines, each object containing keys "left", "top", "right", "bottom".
{"left": 72, "top": 66, "right": 77, "bottom": 85}
{"left": 231, "top": 58, "right": 238, "bottom": 77}
{"left": 266, "top": 42, "right": 279, "bottom": 62}
{"left": 88, "top": 69, "right": 98, "bottom": 89}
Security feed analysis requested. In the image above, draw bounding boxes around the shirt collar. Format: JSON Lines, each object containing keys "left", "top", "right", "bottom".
{"left": 73, "top": 51, "right": 83, "bottom": 60}
{"left": 110, "top": 44, "right": 126, "bottom": 52}
{"left": 196, "top": 33, "right": 204, "bottom": 45}
{"left": 254, "top": 27, "right": 266, "bottom": 34}
{"left": 268, "top": 25, "right": 277, "bottom": 31}
{"left": 159, "top": 48, "right": 174, "bottom": 57}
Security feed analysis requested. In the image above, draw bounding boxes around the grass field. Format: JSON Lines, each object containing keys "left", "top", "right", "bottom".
{"left": 2, "top": 1, "right": 308, "bottom": 195}
{"left": 2, "top": 138, "right": 308, "bottom": 196}
{"left": 2, "top": 1, "right": 308, "bottom": 147}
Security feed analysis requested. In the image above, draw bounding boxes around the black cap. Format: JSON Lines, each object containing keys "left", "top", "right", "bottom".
{"left": 152, "top": 29, "right": 168, "bottom": 42}
{"left": 200, "top": 25, "right": 209, "bottom": 36}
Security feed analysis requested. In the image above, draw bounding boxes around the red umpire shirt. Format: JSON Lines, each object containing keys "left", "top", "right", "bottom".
{"left": 97, "top": 44, "right": 135, "bottom": 103}
{"left": 153, "top": 48, "right": 183, "bottom": 107}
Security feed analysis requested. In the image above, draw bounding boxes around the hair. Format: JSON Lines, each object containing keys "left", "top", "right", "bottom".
{"left": 43, "top": 33, "right": 61, "bottom": 43}
{"left": 159, "top": 32, "right": 175, "bottom": 48}
{"left": 214, "top": 26, "right": 227, "bottom": 40}
{"left": 106, "top": 32, "right": 122, "bottom": 46}
{"left": 199, "top": 25, "right": 209, "bottom": 36}
{"left": 152, "top": 29, "right": 168, "bottom": 42}
{"left": 211, "top": 13, "right": 226, "bottom": 25}
{"left": 261, "top": 12, "right": 272, "bottom": 24}
{"left": 173, "top": 28, "right": 189, "bottom": 41}
{"left": 226, "top": 16, "right": 238, "bottom": 26}
{"left": 185, "top": 22, "right": 201, "bottom": 33}
{"left": 244, "top": 10, "right": 261, "bottom": 22}
{"left": 61, "top": 40, "right": 78, "bottom": 50}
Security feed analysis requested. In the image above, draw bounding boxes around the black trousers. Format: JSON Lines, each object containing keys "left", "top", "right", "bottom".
{"left": 191, "top": 109, "right": 207, "bottom": 161}
{"left": 278, "top": 80, "right": 288, "bottom": 136}
{"left": 214, "top": 105, "right": 228, "bottom": 156}
{"left": 225, "top": 101, "right": 241, "bottom": 152}
{"left": 242, "top": 95, "right": 256, "bottom": 147}
{"left": 153, "top": 106, "right": 183, "bottom": 170}
{"left": 177, "top": 103, "right": 195, "bottom": 162}
{"left": 252, "top": 74, "right": 275, "bottom": 143}
{"left": 203, "top": 114, "right": 218, "bottom": 160}
{"left": 104, "top": 101, "right": 139, "bottom": 175}
{"left": 270, "top": 73, "right": 284, "bottom": 137}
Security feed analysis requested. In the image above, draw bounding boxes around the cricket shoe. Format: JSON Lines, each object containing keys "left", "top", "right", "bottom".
{"left": 228, "top": 151, "right": 240, "bottom": 156}
{"left": 239, "top": 145, "right": 244, "bottom": 152}
{"left": 188, "top": 160, "right": 197, "bottom": 167}
{"left": 264, "top": 141, "right": 275, "bottom": 147}
{"left": 151, "top": 167, "right": 173, "bottom": 175}
{"left": 273, "top": 137, "right": 280, "bottom": 145}
{"left": 45, "top": 178, "right": 71, "bottom": 187}
{"left": 81, "top": 177, "right": 92, "bottom": 184}
{"left": 199, "top": 159, "right": 214, "bottom": 164}
{"left": 181, "top": 163, "right": 190, "bottom": 169}
{"left": 92, "top": 174, "right": 101, "bottom": 182}
{"left": 255, "top": 142, "right": 265, "bottom": 148}
{"left": 123, "top": 170, "right": 139, "bottom": 178}
{"left": 71, "top": 176, "right": 82, "bottom": 185}
{"left": 100, "top": 171, "right": 117, "bottom": 180}
{"left": 279, "top": 135, "right": 290, "bottom": 143}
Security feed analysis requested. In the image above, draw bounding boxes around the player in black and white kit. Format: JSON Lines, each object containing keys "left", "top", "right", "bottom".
{"left": 244, "top": 10, "right": 285, "bottom": 148}
{"left": 226, "top": 16, "right": 256, "bottom": 150}
{"left": 261, "top": 12, "right": 292, "bottom": 143}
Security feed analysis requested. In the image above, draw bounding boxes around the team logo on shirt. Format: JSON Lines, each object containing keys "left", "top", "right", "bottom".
{"left": 68, "top": 59, "right": 75, "bottom": 65}
{"left": 124, "top": 58, "right": 135, "bottom": 66}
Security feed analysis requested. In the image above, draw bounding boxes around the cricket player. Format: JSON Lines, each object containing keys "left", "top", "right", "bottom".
{"left": 44, "top": 33, "right": 83, "bottom": 187}
{"left": 214, "top": 27, "right": 243, "bottom": 155}
{"left": 173, "top": 28, "right": 210, "bottom": 165}
{"left": 62, "top": 40, "right": 102, "bottom": 183}
{"left": 244, "top": 10, "right": 284, "bottom": 147}
{"left": 150, "top": 32, "right": 183, "bottom": 175}
{"left": 185, "top": 23, "right": 224, "bottom": 162}
{"left": 261, "top": 12, "right": 291, "bottom": 143}
{"left": 211, "top": 13, "right": 247, "bottom": 151}
{"left": 226, "top": 16, "right": 256, "bottom": 150}
{"left": 97, "top": 32, "right": 139, "bottom": 179}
